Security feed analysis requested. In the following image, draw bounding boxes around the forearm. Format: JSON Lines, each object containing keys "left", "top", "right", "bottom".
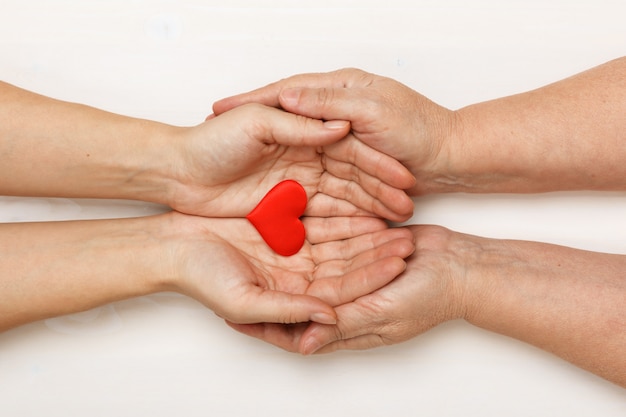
{"left": 437, "top": 57, "right": 626, "bottom": 193}
{"left": 0, "top": 81, "right": 181, "bottom": 203}
{"left": 461, "top": 235, "right": 626, "bottom": 386}
{"left": 0, "top": 214, "right": 175, "bottom": 331}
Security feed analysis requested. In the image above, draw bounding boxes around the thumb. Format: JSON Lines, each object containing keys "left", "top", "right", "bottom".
{"left": 299, "top": 322, "right": 340, "bottom": 355}
{"left": 229, "top": 289, "right": 338, "bottom": 325}
{"left": 254, "top": 105, "right": 350, "bottom": 147}
{"left": 279, "top": 87, "right": 360, "bottom": 123}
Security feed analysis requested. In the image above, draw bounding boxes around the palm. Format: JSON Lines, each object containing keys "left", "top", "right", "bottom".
{"left": 179, "top": 141, "right": 327, "bottom": 218}
{"left": 216, "top": 219, "right": 321, "bottom": 296}
{"left": 301, "top": 225, "right": 461, "bottom": 353}
{"left": 175, "top": 214, "right": 414, "bottom": 324}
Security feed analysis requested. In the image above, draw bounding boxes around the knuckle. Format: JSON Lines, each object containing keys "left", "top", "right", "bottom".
{"left": 293, "top": 113, "right": 314, "bottom": 142}
{"left": 334, "top": 324, "right": 348, "bottom": 341}
{"left": 315, "top": 87, "right": 336, "bottom": 110}
{"left": 240, "top": 101, "right": 266, "bottom": 114}
{"left": 335, "top": 67, "right": 367, "bottom": 85}
{"left": 242, "top": 102, "right": 274, "bottom": 126}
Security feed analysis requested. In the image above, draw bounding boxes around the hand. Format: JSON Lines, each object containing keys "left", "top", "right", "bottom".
{"left": 0, "top": 211, "right": 412, "bottom": 332}
{"left": 226, "top": 225, "right": 464, "bottom": 351}
{"left": 165, "top": 212, "right": 415, "bottom": 325}
{"left": 169, "top": 103, "right": 415, "bottom": 220}
{"left": 212, "top": 69, "right": 458, "bottom": 196}
{"left": 0, "top": 81, "right": 412, "bottom": 216}
{"left": 227, "top": 224, "right": 626, "bottom": 388}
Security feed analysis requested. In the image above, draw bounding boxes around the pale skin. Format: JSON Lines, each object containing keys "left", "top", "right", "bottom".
{"left": 215, "top": 57, "right": 626, "bottom": 387}
{"left": 0, "top": 81, "right": 416, "bottom": 331}
{"left": 0, "top": 81, "right": 415, "bottom": 221}
{"left": 0, "top": 213, "right": 414, "bottom": 332}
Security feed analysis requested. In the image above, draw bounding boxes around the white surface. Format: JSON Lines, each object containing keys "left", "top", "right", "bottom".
{"left": 1, "top": 1, "right": 625, "bottom": 415}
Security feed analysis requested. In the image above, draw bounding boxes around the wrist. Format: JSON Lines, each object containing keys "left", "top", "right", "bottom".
{"left": 406, "top": 226, "right": 484, "bottom": 322}
{"left": 100, "top": 213, "right": 183, "bottom": 296}
{"left": 151, "top": 212, "right": 224, "bottom": 297}
{"left": 433, "top": 105, "right": 512, "bottom": 193}
{"left": 437, "top": 230, "right": 503, "bottom": 324}
{"left": 141, "top": 212, "right": 195, "bottom": 293}
{"left": 155, "top": 123, "right": 224, "bottom": 214}
{"left": 407, "top": 107, "right": 464, "bottom": 196}
{"left": 108, "top": 120, "right": 187, "bottom": 206}
{"left": 417, "top": 105, "right": 524, "bottom": 194}
{"left": 456, "top": 233, "right": 528, "bottom": 328}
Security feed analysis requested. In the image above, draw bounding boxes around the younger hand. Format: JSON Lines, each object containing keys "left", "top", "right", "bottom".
{"left": 165, "top": 212, "right": 415, "bottom": 325}
{"left": 169, "top": 103, "right": 414, "bottom": 220}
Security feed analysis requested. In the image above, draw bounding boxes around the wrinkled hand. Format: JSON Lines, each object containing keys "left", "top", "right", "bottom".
{"left": 213, "top": 69, "right": 457, "bottom": 196}
{"left": 227, "top": 225, "right": 466, "bottom": 352}
{"left": 169, "top": 103, "right": 414, "bottom": 220}
{"left": 165, "top": 212, "right": 415, "bottom": 325}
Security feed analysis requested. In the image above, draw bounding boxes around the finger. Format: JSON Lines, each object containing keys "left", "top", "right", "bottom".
{"left": 323, "top": 134, "right": 416, "bottom": 190}
{"left": 318, "top": 172, "right": 411, "bottom": 222}
{"left": 310, "top": 227, "right": 415, "bottom": 262}
{"left": 322, "top": 155, "right": 414, "bottom": 220}
{"left": 303, "top": 216, "right": 388, "bottom": 244}
{"left": 305, "top": 192, "right": 377, "bottom": 218}
{"left": 212, "top": 69, "right": 368, "bottom": 114}
{"left": 213, "top": 81, "right": 284, "bottom": 114}
{"left": 227, "top": 288, "right": 337, "bottom": 325}
{"left": 309, "top": 334, "right": 386, "bottom": 354}
{"left": 237, "top": 103, "right": 350, "bottom": 148}
{"left": 225, "top": 321, "right": 307, "bottom": 353}
{"left": 279, "top": 86, "right": 370, "bottom": 124}
{"left": 308, "top": 256, "right": 407, "bottom": 306}
{"left": 312, "top": 237, "right": 413, "bottom": 282}
{"left": 299, "top": 304, "right": 383, "bottom": 354}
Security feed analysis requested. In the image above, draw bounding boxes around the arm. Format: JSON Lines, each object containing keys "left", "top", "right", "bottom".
{"left": 0, "top": 212, "right": 414, "bottom": 332}
{"left": 461, "top": 231, "right": 626, "bottom": 386}
{"left": 229, "top": 226, "right": 626, "bottom": 388}
{"left": 213, "top": 57, "right": 626, "bottom": 195}
{"left": 450, "top": 56, "right": 626, "bottom": 192}
{"left": 0, "top": 81, "right": 177, "bottom": 201}
{"left": 0, "top": 81, "right": 414, "bottom": 221}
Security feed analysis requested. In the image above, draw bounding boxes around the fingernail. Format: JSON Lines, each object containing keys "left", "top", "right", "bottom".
{"left": 280, "top": 88, "right": 301, "bottom": 106}
{"left": 323, "top": 120, "right": 349, "bottom": 129}
{"left": 310, "top": 312, "right": 337, "bottom": 325}
{"left": 302, "top": 336, "right": 322, "bottom": 355}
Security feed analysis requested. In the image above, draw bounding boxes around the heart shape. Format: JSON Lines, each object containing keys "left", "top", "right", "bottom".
{"left": 246, "top": 180, "right": 307, "bottom": 256}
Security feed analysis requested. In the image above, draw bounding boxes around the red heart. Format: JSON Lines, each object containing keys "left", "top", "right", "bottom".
{"left": 246, "top": 180, "right": 307, "bottom": 256}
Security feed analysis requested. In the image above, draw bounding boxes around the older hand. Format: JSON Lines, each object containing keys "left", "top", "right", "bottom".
{"left": 227, "top": 224, "right": 626, "bottom": 388}
{"left": 213, "top": 69, "right": 457, "bottom": 196}
{"left": 169, "top": 103, "right": 414, "bottom": 221}
{"left": 226, "top": 225, "right": 464, "bottom": 350}
{"left": 297, "top": 225, "right": 465, "bottom": 352}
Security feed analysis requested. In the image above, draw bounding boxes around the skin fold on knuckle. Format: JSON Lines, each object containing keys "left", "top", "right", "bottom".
{"left": 293, "top": 113, "right": 322, "bottom": 144}
{"left": 239, "top": 103, "right": 274, "bottom": 143}
{"left": 315, "top": 87, "right": 336, "bottom": 112}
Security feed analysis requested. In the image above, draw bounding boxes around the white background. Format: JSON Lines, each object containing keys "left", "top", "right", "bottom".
{"left": 0, "top": 1, "right": 625, "bottom": 415}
